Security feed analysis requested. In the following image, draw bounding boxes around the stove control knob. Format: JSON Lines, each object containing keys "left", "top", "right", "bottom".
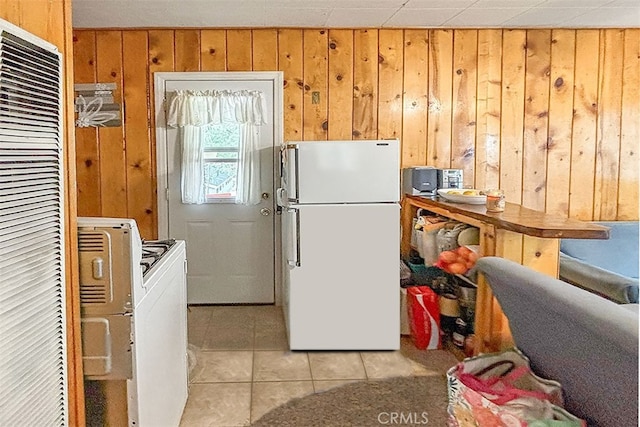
{"left": 260, "top": 208, "right": 271, "bottom": 216}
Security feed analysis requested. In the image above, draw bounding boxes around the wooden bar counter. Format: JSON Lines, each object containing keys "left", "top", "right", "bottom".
{"left": 401, "top": 194, "right": 609, "bottom": 355}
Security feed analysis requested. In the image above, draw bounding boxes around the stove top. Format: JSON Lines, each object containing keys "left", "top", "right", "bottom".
{"left": 141, "top": 239, "right": 176, "bottom": 276}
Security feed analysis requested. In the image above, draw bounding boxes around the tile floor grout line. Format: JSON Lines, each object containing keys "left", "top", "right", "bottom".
{"left": 306, "top": 352, "right": 315, "bottom": 386}
{"left": 249, "top": 318, "right": 257, "bottom": 426}
{"left": 359, "top": 351, "right": 370, "bottom": 380}
{"left": 248, "top": 351, "right": 255, "bottom": 426}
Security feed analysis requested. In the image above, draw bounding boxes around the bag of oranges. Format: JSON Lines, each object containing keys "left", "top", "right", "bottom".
{"left": 434, "top": 246, "right": 478, "bottom": 275}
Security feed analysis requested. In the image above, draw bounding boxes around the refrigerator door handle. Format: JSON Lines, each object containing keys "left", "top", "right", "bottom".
{"left": 275, "top": 187, "right": 286, "bottom": 213}
{"left": 276, "top": 187, "right": 288, "bottom": 206}
{"left": 287, "top": 207, "right": 301, "bottom": 267}
{"left": 291, "top": 146, "right": 300, "bottom": 203}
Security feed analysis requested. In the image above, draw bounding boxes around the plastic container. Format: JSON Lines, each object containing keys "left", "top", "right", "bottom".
{"left": 421, "top": 222, "right": 448, "bottom": 266}
{"left": 415, "top": 229, "right": 425, "bottom": 257}
{"left": 410, "top": 218, "right": 419, "bottom": 247}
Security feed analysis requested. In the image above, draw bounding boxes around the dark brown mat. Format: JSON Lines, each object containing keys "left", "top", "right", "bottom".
{"left": 252, "top": 374, "right": 450, "bottom": 427}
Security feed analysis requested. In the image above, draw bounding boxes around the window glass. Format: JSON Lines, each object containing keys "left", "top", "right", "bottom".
{"left": 204, "top": 162, "right": 238, "bottom": 200}
{"left": 203, "top": 123, "right": 240, "bottom": 201}
{"left": 204, "top": 123, "right": 240, "bottom": 149}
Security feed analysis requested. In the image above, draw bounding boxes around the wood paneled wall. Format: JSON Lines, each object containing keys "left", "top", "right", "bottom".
{"left": 1, "top": 1, "right": 84, "bottom": 425}
{"left": 72, "top": 28, "right": 639, "bottom": 238}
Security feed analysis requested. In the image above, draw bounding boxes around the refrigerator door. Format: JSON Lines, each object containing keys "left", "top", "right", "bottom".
{"left": 286, "top": 140, "right": 399, "bottom": 204}
{"left": 285, "top": 203, "right": 400, "bottom": 350}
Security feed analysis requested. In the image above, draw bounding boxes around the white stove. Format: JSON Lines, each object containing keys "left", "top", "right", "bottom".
{"left": 78, "top": 217, "right": 188, "bottom": 426}
{"left": 141, "top": 239, "right": 177, "bottom": 276}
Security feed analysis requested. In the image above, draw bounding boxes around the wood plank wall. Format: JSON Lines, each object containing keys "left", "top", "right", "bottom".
{"left": 1, "top": 1, "right": 84, "bottom": 425}
{"left": 72, "top": 28, "right": 640, "bottom": 238}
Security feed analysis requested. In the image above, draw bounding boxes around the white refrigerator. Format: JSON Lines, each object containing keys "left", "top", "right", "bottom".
{"left": 277, "top": 139, "right": 400, "bottom": 350}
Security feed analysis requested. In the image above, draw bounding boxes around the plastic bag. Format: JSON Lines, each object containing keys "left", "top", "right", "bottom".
{"left": 436, "top": 222, "right": 468, "bottom": 253}
{"left": 407, "top": 286, "right": 441, "bottom": 350}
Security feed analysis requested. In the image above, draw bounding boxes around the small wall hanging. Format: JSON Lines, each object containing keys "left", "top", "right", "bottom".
{"left": 74, "top": 82, "right": 121, "bottom": 127}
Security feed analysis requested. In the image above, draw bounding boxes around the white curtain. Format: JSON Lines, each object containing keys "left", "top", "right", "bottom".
{"left": 166, "top": 89, "right": 266, "bottom": 205}
{"left": 179, "top": 125, "right": 206, "bottom": 204}
{"left": 236, "top": 124, "right": 261, "bottom": 205}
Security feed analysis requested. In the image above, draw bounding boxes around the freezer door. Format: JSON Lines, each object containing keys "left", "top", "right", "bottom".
{"left": 287, "top": 140, "right": 400, "bottom": 204}
{"left": 287, "top": 203, "right": 400, "bottom": 350}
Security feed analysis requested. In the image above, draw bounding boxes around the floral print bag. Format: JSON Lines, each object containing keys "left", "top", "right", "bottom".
{"left": 446, "top": 348, "right": 586, "bottom": 427}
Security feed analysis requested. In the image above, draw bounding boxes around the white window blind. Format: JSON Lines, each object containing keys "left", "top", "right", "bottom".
{"left": 0, "top": 19, "right": 68, "bottom": 426}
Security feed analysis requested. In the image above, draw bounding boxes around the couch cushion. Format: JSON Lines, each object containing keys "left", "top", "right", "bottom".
{"left": 559, "top": 252, "right": 639, "bottom": 303}
{"left": 560, "top": 221, "right": 639, "bottom": 279}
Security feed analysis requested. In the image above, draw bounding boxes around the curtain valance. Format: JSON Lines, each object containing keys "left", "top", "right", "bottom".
{"left": 167, "top": 90, "right": 267, "bottom": 127}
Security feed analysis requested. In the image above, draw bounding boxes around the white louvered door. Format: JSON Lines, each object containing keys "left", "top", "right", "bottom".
{"left": 0, "top": 19, "right": 68, "bottom": 426}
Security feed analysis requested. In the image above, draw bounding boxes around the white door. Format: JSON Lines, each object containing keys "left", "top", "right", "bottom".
{"left": 162, "top": 76, "right": 277, "bottom": 304}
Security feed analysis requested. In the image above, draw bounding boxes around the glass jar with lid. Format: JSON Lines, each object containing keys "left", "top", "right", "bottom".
{"left": 485, "top": 189, "right": 505, "bottom": 213}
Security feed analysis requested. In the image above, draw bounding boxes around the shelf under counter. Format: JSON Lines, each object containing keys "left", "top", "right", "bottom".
{"left": 401, "top": 195, "right": 610, "bottom": 355}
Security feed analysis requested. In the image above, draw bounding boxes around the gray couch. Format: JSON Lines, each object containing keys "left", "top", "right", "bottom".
{"left": 560, "top": 221, "right": 639, "bottom": 304}
{"left": 476, "top": 257, "right": 638, "bottom": 427}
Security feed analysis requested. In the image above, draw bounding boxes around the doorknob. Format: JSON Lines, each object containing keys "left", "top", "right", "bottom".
{"left": 260, "top": 208, "right": 271, "bottom": 216}
{"left": 262, "top": 192, "right": 270, "bottom": 200}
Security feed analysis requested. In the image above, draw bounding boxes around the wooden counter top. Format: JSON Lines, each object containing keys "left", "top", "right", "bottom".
{"left": 404, "top": 195, "right": 610, "bottom": 239}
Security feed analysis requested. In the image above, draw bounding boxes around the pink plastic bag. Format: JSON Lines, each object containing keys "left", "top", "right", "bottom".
{"left": 407, "top": 286, "right": 441, "bottom": 350}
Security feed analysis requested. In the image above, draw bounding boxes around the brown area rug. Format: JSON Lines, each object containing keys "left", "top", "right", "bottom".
{"left": 252, "top": 374, "right": 450, "bottom": 427}
{"left": 252, "top": 340, "right": 459, "bottom": 426}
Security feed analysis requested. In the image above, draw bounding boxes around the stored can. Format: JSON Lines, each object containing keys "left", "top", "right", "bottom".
{"left": 452, "top": 318, "right": 467, "bottom": 348}
{"left": 438, "top": 293, "right": 460, "bottom": 334}
{"left": 485, "top": 189, "right": 505, "bottom": 212}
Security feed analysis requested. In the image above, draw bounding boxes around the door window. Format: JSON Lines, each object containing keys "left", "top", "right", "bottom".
{"left": 203, "top": 123, "right": 240, "bottom": 202}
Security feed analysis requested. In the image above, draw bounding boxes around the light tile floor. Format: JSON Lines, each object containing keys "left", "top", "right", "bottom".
{"left": 179, "top": 305, "right": 441, "bottom": 427}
